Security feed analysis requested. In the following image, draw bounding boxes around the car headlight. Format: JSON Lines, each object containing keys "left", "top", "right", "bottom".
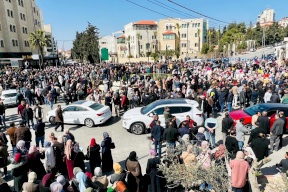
{"left": 122, "top": 117, "right": 131, "bottom": 121}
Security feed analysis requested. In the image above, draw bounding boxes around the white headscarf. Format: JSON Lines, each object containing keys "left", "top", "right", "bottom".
{"left": 243, "top": 147, "right": 256, "bottom": 160}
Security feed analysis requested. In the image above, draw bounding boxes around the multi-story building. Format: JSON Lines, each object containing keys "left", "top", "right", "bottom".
{"left": 157, "top": 18, "right": 208, "bottom": 59}
{"left": 43, "top": 24, "right": 56, "bottom": 56}
{"left": 117, "top": 20, "right": 157, "bottom": 59}
{"left": 278, "top": 17, "right": 288, "bottom": 28}
{"left": 257, "top": 8, "right": 275, "bottom": 27}
{"left": 99, "top": 35, "right": 117, "bottom": 62}
{"left": 0, "top": 0, "right": 43, "bottom": 67}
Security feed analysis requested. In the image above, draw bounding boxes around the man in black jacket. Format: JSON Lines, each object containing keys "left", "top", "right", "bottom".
{"left": 279, "top": 111, "right": 287, "bottom": 148}
{"left": 221, "top": 112, "right": 234, "bottom": 144}
{"left": 22, "top": 104, "right": 34, "bottom": 128}
{"left": 270, "top": 114, "right": 285, "bottom": 151}
{"left": 163, "top": 125, "right": 179, "bottom": 148}
{"left": 151, "top": 121, "right": 163, "bottom": 158}
{"left": 0, "top": 101, "right": 6, "bottom": 128}
{"left": 257, "top": 111, "right": 270, "bottom": 134}
{"left": 33, "top": 118, "right": 45, "bottom": 147}
{"left": 225, "top": 130, "right": 239, "bottom": 158}
{"left": 251, "top": 133, "right": 269, "bottom": 161}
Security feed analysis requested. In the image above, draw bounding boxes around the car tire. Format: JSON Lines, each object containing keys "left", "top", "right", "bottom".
{"left": 49, "top": 116, "right": 56, "bottom": 125}
{"left": 244, "top": 124, "right": 252, "bottom": 134}
{"left": 85, "top": 118, "right": 95, "bottom": 128}
{"left": 130, "top": 122, "right": 145, "bottom": 135}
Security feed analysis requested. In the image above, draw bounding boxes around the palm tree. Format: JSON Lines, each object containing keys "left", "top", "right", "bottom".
{"left": 197, "top": 29, "right": 201, "bottom": 52}
{"left": 29, "top": 29, "right": 51, "bottom": 69}
{"left": 175, "top": 23, "right": 181, "bottom": 58}
{"left": 136, "top": 33, "right": 141, "bottom": 58}
{"left": 153, "top": 31, "right": 158, "bottom": 52}
{"left": 207, "top": 30, "right": 212, "bottom": 47}
{"left": 126, "top": 35, "right": 131, "bottom": 57}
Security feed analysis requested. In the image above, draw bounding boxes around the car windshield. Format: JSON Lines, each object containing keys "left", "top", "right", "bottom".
{"left": 3, "top": 93, "right": 17, "bottom": 97}
{"left": 244, "top": 105, "right": 271, "bottom": 116}
{"left": 141, "top": 102, "right": 157, "bottom": 114}
{"left": 89, "top": 103, "right": 104, "bottom": 111}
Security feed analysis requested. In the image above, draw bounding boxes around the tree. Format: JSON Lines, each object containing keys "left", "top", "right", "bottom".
{"left": 29, "top": 29, "right": 51, "bottom": 69}
{"left": 126, "top": 35, "right": 131, "bottom": 57}
{"left": 175, "top": 23, "right": 181, "bottom": 58}
{"left": 136, "top": 33, "right": 141, "bottom": 58}
{"left": 161, "top": 49, "right": 175, "bottom": 60}
{"left": 150, "top": 52, "right": 159, "bottom": 61}
{"left": 197, "top": 29, "right": 201, "bottom": 52}
{"left": 201, "top": 43, "right": 209, "bottom": 54}
{"left": 153, "top": 31, "right": 158, "bottom": 52}
{"left": 72, "top": 22, "right": 100, "bottom": 63}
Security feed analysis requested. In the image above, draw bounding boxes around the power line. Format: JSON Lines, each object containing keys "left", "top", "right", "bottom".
{"left": 125, "top": 0, "right": 171, "bottom": 18}
{"left": 167, "top": 0, "right": 230, "bottom": 24}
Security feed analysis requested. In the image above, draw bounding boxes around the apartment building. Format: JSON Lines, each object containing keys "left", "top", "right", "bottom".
{"left": 157, "top": 18, "right": 208, "bottom": 59}
{"left": 257, "top": 8, "right": 275, "bottom": 27}
{"left": 0, "top": 0, "right": 43, "bottom": 66}
{"left": 117, "top": 20, "right": 157, "bottom": 59}
{"left": 43, "top": 24, "right": 57, "bottom": 56}
{"left": 279, "top": 17, "right": 288, "bottom": 28}
{"left": 99, "top": 35, "right": 117, "bottom": 62}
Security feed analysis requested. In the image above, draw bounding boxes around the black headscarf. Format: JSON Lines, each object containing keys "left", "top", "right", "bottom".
{"left": 128, "top": 151, "right": 137, "bottom": 161}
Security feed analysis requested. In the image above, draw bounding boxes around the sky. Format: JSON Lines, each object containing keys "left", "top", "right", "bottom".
{"left": 37, "top": 0, "right": 287, "bottom": 50}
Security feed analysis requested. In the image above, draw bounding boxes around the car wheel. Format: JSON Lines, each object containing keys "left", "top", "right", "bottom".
{"left": 49, "top": 116, "right": 56, "bottom": 125}
{"left": 131, "top": 123, "right": 145, "bottom": 135}
{"left": 85, "top": 118, "right": 95, "bottom": 128}
{"left": 244, "top": 124, "right": 252, "bottom": 134}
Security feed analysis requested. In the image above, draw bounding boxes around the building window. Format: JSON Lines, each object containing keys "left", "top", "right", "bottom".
{"left": 35, "top": 19, "right": 37, "bottom": 25}
{"left": 140, "top": 35, "right": 142, "bottom": 40}
{"left": 181, "top": 34, "right": 187, "bottom": 38}
{"left": 0, "top": 24, "right": 1, "bottom": 31}
{"left": 140, "top": 45, "right": 142, "bottom": 49}
{"left": 198, "top": 23, "right": 200, "bottom": 27}
{"left": 13, "top": 26, "right": 16, "bottom": 32}
{"left": 11, "top": 11, "right": 13, "bottom": 18}
{"left": 12, "top": 40, "right": 15, "bottom": 46}
{"left": 7, "top": 10, "right": 10, "bottom": 17}
{"left": 192, "top": 23, "right": 195, "bottom": 28}
{"left": 37, "top": 10, "right": 39, "bottom": 16}
{"left": 166, "top": 26, "right": 168, "bottom": 30}
{"left": 0, "top": 40, "right": 4, "bottom": 47}
{"left": 163, "top": 34, "right": 175, "bottom": 40}
{"left": 18, "top": 0, "right": 21, "bottom": 5}
{"left": 169, "top": 25, "right": 172, "bottom": 30}
{"left": 152, "top": 45, "right": 155, "bottom": 49}
{"left": 21, "top": 0, "right": 24, "bottom": 7}
{"left": 181, "top": 43, "right": 187, "bottom": 47}
{"left": 20, "top": 13, "right": 22, "bottom": 19}
{"left": 23, "top": 14, "right": 25, "bottom": 21}
{"left": 195, "top": 33, "right": 197, "bottom": 37}
{"left": 195, "top": 43, "right": 198, "bottom": 47}
{"left": 33, "top": 7, "right": 36, "bottom": 13}
{"left": 15, "top": 40, "right": 18, "bottom": 46}
{"left": 10, "top": 25, "right": 13, "bottom": 32}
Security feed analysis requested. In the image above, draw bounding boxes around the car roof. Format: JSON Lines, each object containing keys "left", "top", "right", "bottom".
{"left": 72, "top": 100, "right": 98, "bottom": 107}
{"left": 152, "top": 99, "right": 197, "bottom": 106}
{"left": 2, "top": 89, "right": 17, "bottom": 94}
{"left": 257, "top": 103, "right": 288, "bottom": 110}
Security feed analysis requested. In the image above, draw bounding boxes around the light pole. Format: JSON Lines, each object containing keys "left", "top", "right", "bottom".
{"left": 146, "top": 27, "right": 150, "bottom": 63}
{"left": 186, "top": 22, "right": 189, "bottom": 59}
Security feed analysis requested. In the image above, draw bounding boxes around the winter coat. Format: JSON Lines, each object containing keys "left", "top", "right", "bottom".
{"left": 239, "top": 91, "right": 246, "bottom": 104}
{"left": 14, "top": 126, "right": 32, "bottom": 143}
{"left": 55, "top": 108, "right": 63, "bottom": 122}
{"left": 250, "top": 91, "right": 259, "bottom": 103}
{"left": 271, "top": 118, "right": 285, "bottom": 136}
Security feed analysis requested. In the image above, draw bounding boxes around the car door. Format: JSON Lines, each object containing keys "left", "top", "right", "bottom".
{"left": 73, "top": 106, "right": 89, "bottom": 124}
{"left": 268, "top": 110, "right": 278, "bottom": 128}
{"left": 62, "top": 106, "right": 76, "bottom": 124}
{"left": 152, "top": 107, "right": 165, "bottom": 127}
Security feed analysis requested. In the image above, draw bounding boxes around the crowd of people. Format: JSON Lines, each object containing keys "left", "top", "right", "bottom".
{"left": 0, "top": 57, "right": 286, "bottom": 191}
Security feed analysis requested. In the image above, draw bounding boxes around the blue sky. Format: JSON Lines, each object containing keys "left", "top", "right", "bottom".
{"left": 37, "top": 0, "right": 287, "bottom": 50}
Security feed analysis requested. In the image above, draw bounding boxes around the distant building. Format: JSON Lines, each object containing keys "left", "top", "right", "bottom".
{"left": 257, "top": 9, "right": 275, "bottom": 27}
{"left": 0, "top": 0, "right": 44, "bottom": 67}
{"left": 278, "top": 17, "right": 288, "bottom": 28}
{"left": 99, "top": 35, "right": 117, "bottom": 62}
{"left": 43, "top": 24, "right": 57, "bottom": 56}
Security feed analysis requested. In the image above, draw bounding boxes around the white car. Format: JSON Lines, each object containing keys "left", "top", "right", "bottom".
{"left": 46, "top": 100, "right": 112, "bottom": 128}
{"left": 1, "top": 89, "right": 17, "bottom": 106}
{"left": 122, "top": 99, "right": 204, "bottom": 135}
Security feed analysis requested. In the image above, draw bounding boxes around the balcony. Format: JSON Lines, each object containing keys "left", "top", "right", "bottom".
{"left": 117, "top": 39, "right": 125, "bottom": 44}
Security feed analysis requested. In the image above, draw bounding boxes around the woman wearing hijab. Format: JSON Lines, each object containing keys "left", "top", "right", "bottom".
{"left": 50, "top": 182, "right": 63, "bottom": 192}
{"left": 40, "top": 167, "right": 58, "bottom": 192}
{"left": 230, "top": 151, "right": 250, "bottom": 191}
{"left": 146, "top": 149, "right": 166, "bottom": 192}
{"left": 65, "top": 139, "right": 75, "bottom": 180}
{"left": 73, "top": 142, "right": 85, "bottom": 172}
{"left": 0, "top": 141, "right": 9, "bottom": 176}
{"left": 213, "top": 144, "right": 227, "bottom": 165}
{"left": 22, "top": 172, "right": 39, "bottom": 192}
{"left": 86, "top": 138, "right": 101, "bottom": 174}
{"left": 76, "top": 172, "right": 87, "bottom": 192}
{"left": 243, "top": 147, "right": 256, "bottom": 167}
{"left": 26, "top": 145, "right": 46, "bottom": 179}
{"left": 12, "top": 153, "right": 29, "bottom": 192}
{"left": 101, "top": 132, "right": 113, "bottom": 172}
{"left": 52, "top": 137, "right": 67, "bottom": 176}
{"left": 15, "top": 140, "right": 28, "bottom": 157}
{"left": 57, "top": 175, "right": 71, "bottom": 192}
{"left": 197, "top": 141, "right": 212, "bottom": 191}
{"left": 180, "top": 145, "right": 197, "bottom": 167}
{"left": 43, "top": 141, "right": 56, "bottom": 173}
{"left": 91, "top": 167, "right": 108, "bottom": 191}
{"left": 71, "top": 167, "right": 83, "bottom": 192}
{"left": 110, "top": 163, "right": 126, "bottom": 185}
{"left": 125, "top": 151, "right": 143, "bottom": 192}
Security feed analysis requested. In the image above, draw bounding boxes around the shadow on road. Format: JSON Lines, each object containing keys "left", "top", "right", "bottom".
{"left": 101, "top": 116, "right": 121, "bottom": 127}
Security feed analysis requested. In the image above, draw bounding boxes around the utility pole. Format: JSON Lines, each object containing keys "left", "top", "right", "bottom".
{"left": 186, "top": 22, "right": 189, "bottom": 59}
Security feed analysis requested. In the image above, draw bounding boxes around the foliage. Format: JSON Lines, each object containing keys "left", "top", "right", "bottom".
{"left": 150, "top": 52, "right": 159, "bottom": 61}
{"left": 158, "top": 142, "right": 230, "bottom": 191}
{"left": 201, "top": 43, "right": 209, "bottom": 54}
{"left": 161, "top": 49, "right": 175, "bottom": 60}
{"left": 29, "top": 29, "right": 51, "bottom": 68}
{"left": 72, "top": 22, "right": 100, "bottom": 63}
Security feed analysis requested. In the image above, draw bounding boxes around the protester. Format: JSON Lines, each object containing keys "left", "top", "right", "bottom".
{"left": 26, "top": 145, "right": 46, "bottom": 179}
{"left": 91, "top": 167, "right": 108, "bottom": 191}
{"left": 22, "top": 172, "right": 39, "bottom": 192}
{"left": 225, "top": 130, "right": 239, "bottom": 158}
{"left": 151, "top": 120, "right": 163, "bottom": 158}
{"left": 33, "top": 118, "right": 45, "bottom": 147}
{"left": 86, "top": 138, "right": 101, "bottom": 174}
{"left": 43, "top": 141, "right": 56, "bottom": 173}
{"left": 204, "top": 114, "right": 218, "bottom": 147}
{"left": 235, "top": 118, "right": 249, "bottom": 150}
{"left": 101, "top": 132, "right": 114, "bottom": 172}
{"left": 221, "top": 112, "right": 234, "bottom": 144}
{"left": 251, "top": 133, "right": 269, "bottom": 161}
{"left": 125, "top": 151, "right": 143, "bottom": 192}
{"left": 55, "top": 105, "right": 64, "bottom": 132}
{"left": 270, "top": 114, "right": 285, "bottom": 152}
{"left": 276, "top": 152, "right": 288, "bottom": 175}
{"left": 110, "top": 163, "right": 126, "bottom": 185}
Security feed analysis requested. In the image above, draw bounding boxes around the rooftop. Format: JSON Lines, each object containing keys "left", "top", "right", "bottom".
{"left": 117, "top": 35, "right": 125, "bottom": 39}
{"left": 163, "top": 31, "right": 176, "bottom": 35}
{"left": 134, "top": 20, "right": 157, "bottom": 25}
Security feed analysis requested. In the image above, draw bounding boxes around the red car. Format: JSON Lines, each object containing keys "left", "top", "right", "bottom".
{"left": 229, "top": 103, "right": 288, "bottom": 132}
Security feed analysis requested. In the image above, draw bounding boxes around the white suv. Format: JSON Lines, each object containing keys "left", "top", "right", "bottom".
{"left": 122, "top": 99, "right": 204, "bottom": 135}
{"left": 1, "top": 89, "right": 17, "bottom": 106}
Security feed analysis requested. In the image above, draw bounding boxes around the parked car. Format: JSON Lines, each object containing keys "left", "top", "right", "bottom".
{"left": 1, "top": 89, "right": 17, "bottom": 106}
{"left": 122, "top": 99, "right": 204, "bottom": 135}
{"left": 229, "top": 103, "right": 288, "bottom": 132}
{"left": 249, "top": 48, "right": 256, "bottom": 52}
{"left": 46, "top": 100, "right": 112, "bottom": 128}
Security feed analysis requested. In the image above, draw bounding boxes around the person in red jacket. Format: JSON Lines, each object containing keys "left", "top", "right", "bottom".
{"left": 17, "top": 100, "right": 26, "bottom": 123}
{"left": 185, "top": 115, "right": 195, "bottom": 128}
{"left": 120, "top": 93, "right": 128, "bottom": 111}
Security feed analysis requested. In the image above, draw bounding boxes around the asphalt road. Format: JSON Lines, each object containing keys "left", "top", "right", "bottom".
{"left": 2, "top": 101, "right": 287, "bottom": 188}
